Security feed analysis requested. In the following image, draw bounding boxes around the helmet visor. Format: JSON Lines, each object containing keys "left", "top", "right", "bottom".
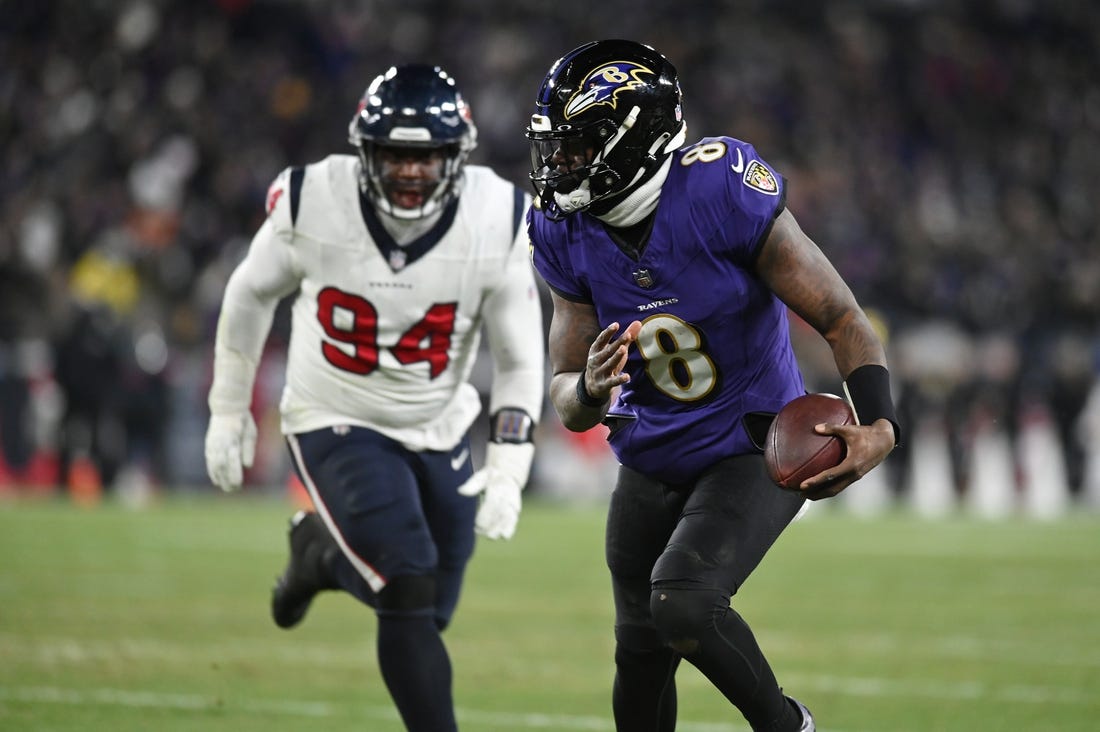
{"left": 529, "top": 136, "right": 595, "bottom": 195}
{"left": 527, "top": 119, "right": 616, "bottom": 196}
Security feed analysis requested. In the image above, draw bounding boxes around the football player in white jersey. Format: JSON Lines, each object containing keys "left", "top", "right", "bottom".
{"left": 204, "top": 64, "right": 544, "bottom": 732}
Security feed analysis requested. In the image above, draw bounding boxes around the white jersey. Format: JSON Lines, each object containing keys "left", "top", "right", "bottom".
{"left": 209, "top": 154, "right": 544, "bottom": 451}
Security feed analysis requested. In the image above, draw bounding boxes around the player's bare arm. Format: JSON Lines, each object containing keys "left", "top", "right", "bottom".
{"left": 756, "top": 208, "right": 895, "bottom": 495}
{"left": 547, "top": 291, "right": 640, "bottom": 431}
{"left": 756, "top": 209, "right": 882, "bottom": 373}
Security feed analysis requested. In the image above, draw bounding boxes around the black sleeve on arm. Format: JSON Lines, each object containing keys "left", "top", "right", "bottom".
{"left": 843, "top": 364, "right": 901, "bottom": 446}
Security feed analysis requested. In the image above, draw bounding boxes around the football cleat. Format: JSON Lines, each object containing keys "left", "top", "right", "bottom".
{"left": 785, "top": 695, "right": 816, "bottom": 731}
{"left": 271, "top": 510, "right": 340, "bottom": 629}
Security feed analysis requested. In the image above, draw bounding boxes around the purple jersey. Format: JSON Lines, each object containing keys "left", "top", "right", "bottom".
{"left": 530, "top": 137, "right": 806, "bottom": 483}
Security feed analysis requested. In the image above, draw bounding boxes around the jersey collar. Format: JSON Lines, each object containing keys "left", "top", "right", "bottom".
{"left": 359, "top": 192, "right": 459, "bottom": 273}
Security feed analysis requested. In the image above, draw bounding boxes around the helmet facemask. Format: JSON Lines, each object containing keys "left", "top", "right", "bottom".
{"left": 529, "top": 106, "right": 680, "bottom": 219}
{"left": 526, "top": 40, "right": 685, "bottom": 221}
{"left": 356, "top": 140, "right": 467, "bottom": 220}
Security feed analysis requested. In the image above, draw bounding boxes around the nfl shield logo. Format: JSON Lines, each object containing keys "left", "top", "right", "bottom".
{"left": 633, "top": 268, "right": 654, "bottom": 288}
{"left": 389, "top": 249, "right": 407, "bottom": 271}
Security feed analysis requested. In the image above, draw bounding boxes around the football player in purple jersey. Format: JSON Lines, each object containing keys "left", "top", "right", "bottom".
{"left": 205, "top": 64, "right": 544, "bottom": 732}
{"left": 526, "top": 40, "right": 900, "bottom": 732}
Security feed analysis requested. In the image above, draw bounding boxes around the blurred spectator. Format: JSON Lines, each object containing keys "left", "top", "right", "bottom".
{"left": 1, "top": 1, "right": 1096, "bottom": 500}
{"left": 0, "top": 263, "right": 44, "bottom": 479}
{"left": 53, "top": 299, "right": 127, "bottom": 492}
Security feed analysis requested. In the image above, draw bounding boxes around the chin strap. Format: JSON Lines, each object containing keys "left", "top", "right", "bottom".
{"left": 596, "top": 106, "right": 640, "bottom": 162}
{"left": 550, "top": 117, "right": 687, "bottom": 221}
{"left": 554, "top": 179, "right": 594, "bottom": 214}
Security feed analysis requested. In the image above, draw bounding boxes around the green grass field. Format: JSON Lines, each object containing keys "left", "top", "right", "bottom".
{"left": 1, "top": 493, "right": 1098, "bottom": 732}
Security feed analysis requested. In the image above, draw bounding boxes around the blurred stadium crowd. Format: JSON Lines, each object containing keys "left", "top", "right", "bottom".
{"left": 0, "top": 0, "right": 1097, "bottom": 510}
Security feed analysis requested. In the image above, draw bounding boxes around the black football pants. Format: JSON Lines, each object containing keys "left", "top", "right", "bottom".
{"left": 606, "top": 453, "right": 806, "bottom": 732}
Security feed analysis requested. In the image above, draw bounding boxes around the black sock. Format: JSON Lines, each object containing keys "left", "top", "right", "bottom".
{"left": 755, "top": 695, "right": 803, "bottom": 732}
{"left": 612, "top": 643, "right": 680, "bottom": 731}
{"left": 376, "top": 613, "right": 457, "bottom": 732}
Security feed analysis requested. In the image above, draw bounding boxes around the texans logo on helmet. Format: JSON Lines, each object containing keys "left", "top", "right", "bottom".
{"left": 564, "top": 61, "right": 654, "bottom": 119}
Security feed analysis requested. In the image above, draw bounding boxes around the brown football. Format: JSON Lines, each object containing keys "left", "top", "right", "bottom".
{"left": 764, "top": 393, "right": 854, "bottom": 491}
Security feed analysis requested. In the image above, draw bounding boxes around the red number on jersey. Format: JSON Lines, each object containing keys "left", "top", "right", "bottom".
{"left": 316, "top": 287, "right": 456, "bottom": 378}
{"left": 317, "top": 288, "right": 380, "bottom": 374}
{"left": 392, "top": 303, "right": 457, "bottom": 379}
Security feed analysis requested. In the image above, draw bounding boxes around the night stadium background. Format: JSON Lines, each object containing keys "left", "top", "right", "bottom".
{"left": 1, "top": 2, "right": 1097, "bottom": 730}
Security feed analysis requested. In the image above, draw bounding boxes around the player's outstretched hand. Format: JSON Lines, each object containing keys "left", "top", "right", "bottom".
{"left": 458, "top": 442, "right": 535, "bottom": 540}
{"left": 204, "top": 412, "right": 258, "bottom": 492}
{"left": 584, "top": 320, "right": 642, "bottom": 400}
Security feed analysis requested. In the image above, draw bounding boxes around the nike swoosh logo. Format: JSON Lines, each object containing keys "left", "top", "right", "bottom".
{"left": 730, "top": 148, "right": 744, "bottom": 174}
{"left": 451, "top": 447, "right": 469, "bottom": 471}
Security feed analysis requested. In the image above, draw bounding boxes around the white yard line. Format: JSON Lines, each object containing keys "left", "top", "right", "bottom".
{"left": 6, "top": 631, "right": 1100, "bottom": 672}
{"left": 0, "top": 685, "right": 741, "bottom": 732}
{"left": 782, "top": 673, "right": 1096, "bottom": 706}
{"left": 1, "top": 634, "right": 1095, "bottom": 732}
{"left": 1, "top": 671, "right": 1094, "bottom": 732}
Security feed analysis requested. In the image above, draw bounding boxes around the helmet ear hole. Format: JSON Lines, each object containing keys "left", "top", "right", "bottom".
{"left": 589, "top": 169, "right": 620, "bottom": 197}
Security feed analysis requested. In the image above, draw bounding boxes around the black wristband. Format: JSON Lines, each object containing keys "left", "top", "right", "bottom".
{"left": 843, "top": 364, "right": 901, "bottom": 445}
{"left": 575, "top": 371, "right": 608, "bottom": 408}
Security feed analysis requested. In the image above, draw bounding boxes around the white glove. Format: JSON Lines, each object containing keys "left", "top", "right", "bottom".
{"left": 204, "top": 412, "right": 258, "bottom": 492}
{"left": 458, "top": 442, "right": 535, "bottom": 540}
